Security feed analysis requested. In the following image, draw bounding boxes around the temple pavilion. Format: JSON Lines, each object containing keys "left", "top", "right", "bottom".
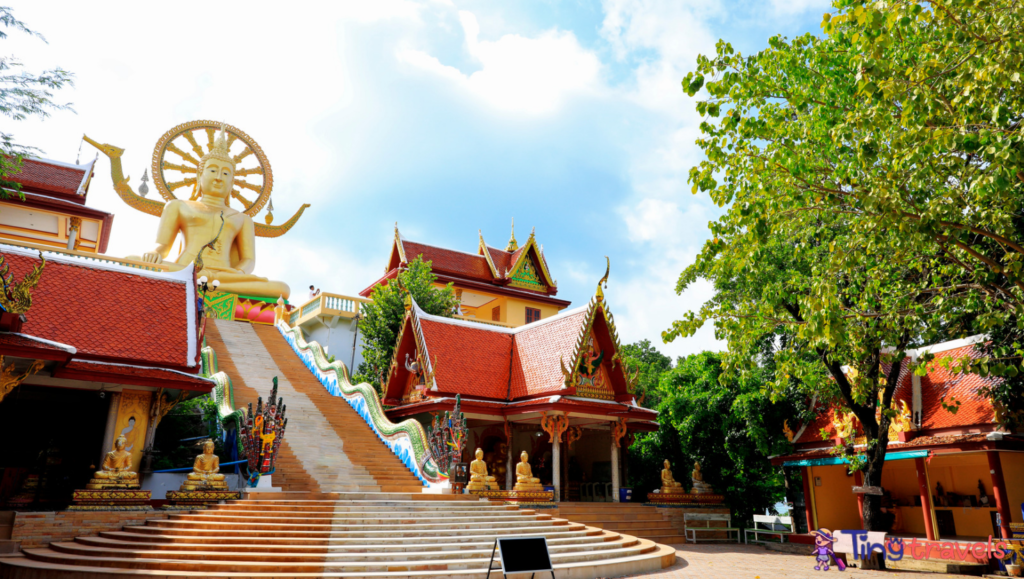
{"left": 375, "top": 236, "right": 658, "bottom": 501}
{"left": 775, "top": 336, "right": 1024, "bottom": 541}
{"left": 0, "top": 156, "right": 214, "bottom": 509}
{"left": 360, "top": 224, "right": 571, "bottom": 326}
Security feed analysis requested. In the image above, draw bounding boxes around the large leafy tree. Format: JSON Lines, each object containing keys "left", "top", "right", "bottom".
{"left": 355, "top": 257, "right": 460, "bottom": 396}
{"left": 619, "top": 339, "right": 672, "bottom": 409}
{"left": 0, "top": 7, "right": 75, "bottom": 196}
{"left": 675, "top": 0, "right": 1024, "bottom": 537}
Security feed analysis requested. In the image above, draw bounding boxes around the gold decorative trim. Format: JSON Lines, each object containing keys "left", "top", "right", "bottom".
{"left": 478, "top": 230, "right": 500, "bottom": 278}
{"left": 0, "top": 357, "right": 44, "bottom": 404}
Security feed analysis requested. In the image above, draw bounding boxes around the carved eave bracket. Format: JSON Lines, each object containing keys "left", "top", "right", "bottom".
{"left": 0, "top": 357, "right": 44, "bottom": 404}
{"left": 540, "top": 412, "right": 569, "bottom": 444}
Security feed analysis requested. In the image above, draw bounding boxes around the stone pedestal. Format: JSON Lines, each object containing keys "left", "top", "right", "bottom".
{"left": 164, "top": 490, "right": 241, "bottom": 509}
{"left": 469, "top": 489, "right": 554, "bottom": 507}
{"left": 646, "top": 491, "right": 725, "bottom": 505}
{"left": 68, "top": 489, "right": 151, "bottom": 511}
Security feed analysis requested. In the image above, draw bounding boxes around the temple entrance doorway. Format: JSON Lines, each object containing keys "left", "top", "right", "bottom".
{"left": 0, "top": 385, "right": 108, "bottom": 510}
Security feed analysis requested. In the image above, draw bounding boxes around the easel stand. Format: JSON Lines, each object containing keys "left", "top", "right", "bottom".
{"left": 484, "top": 539, "right": 555, "bottom": 579}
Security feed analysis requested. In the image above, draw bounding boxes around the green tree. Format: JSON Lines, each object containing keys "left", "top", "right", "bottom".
{"left": 0, "top": 7, "right": 74, "bottom": 196}
{"left": 619, "top": 339, "right": 672, "bottom": 409}
{"left": 656, "top": 351, "right": 799, "bottom": 526}
{"left": 675, "top": 0, "right": 1021, "bottom": 536}
{"left": 355, "top": 257, "right": 460, "bottom": 395}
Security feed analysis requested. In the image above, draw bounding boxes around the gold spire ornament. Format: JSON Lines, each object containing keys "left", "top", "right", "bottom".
{"left": 506, "top": 218, "right": 518, "bottom": 251}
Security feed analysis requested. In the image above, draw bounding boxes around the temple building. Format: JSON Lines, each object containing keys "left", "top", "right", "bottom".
{"left": 0, "top": 157, "right": 112, "bottom": 254}
{"left": 0, "top": 156, "right": 214, "bottom": 509}
{"left": 775, "top": 336, "right": 1024, "bottom": 541}
{"left": 381, "top": 273, "right": 657, "bottom": 502}
{"left": 361, "top": 223, "right": 571, "bottom": 327}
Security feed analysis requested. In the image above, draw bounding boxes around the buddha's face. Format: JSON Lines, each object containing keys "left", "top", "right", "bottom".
{"left": 475, "top": 448, "right": 484, "bottom": 460}
{"left": 664, "top": 460, "right": 670, "bottom": 469}
{"left": 199, "top": 158, "right": 234, "bottom": 198}
{"left": 115, "top": 436, "right": 126, "bottom": 451}
{"left": 521, "top": 451, "right": 529, "bottom": 462}
{"left": 203, "top": 441, "right": 215, "bottom": 455}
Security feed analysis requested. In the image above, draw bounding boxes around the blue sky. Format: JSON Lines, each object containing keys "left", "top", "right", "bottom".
{"left": 9, "top": 0, "right": 828, "bottom": 359}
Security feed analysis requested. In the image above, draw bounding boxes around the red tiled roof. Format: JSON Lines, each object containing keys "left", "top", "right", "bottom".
{"left": 10, "top": 158, "right": 90, "bottom": 199}
{"left": 404, "top": 241, "right": 496, "bottom": 283}
{"left": 510, "top": 310, "right": 586, "bottom": 398}
{"left": 792, "top": 340, "right": 999, "bottom": 445}
{"left": 0, "top": 332, "right": 73, "bottom": 353}
{"left": 486, "top": 246, "right": 511, "bottom": 275}
{"left": 920, "top": 344, "right": 997, "bottom": 429}
{"left": 418, "top": 317, "right": 511, "bottom": 398}
{"left": 1, "top": 248, "right": 198, "bottom": 369}
{"left": 55, "top": 360, "right": 213, "bottom": 390}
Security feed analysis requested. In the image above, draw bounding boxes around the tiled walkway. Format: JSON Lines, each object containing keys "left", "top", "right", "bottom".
{"left": 615, "top": 544, "right": 974, "bottom": 578}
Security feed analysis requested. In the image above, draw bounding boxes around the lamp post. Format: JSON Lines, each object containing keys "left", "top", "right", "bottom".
{"left": 197, "top": 276, "right": 221, "bottom": 318}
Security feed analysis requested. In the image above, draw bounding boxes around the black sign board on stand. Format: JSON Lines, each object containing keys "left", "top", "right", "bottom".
{"left": 485, "top": 536, "right": 554, "bottom": 579}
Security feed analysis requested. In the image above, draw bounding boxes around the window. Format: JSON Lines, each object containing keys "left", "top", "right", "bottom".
{"left": 492, "top": 306, "right": 501, "bottom": 321}
{"left": 526, "top": 307, "right": 541, "bottom": 324}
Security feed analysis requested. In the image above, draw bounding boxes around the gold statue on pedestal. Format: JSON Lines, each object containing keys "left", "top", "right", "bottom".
{"left": 660, "top": 459, "right": 683, "bottom": 494}
{"left": 513, "top": 451, "right": 543, "bottom": 492}
{"left": 84, "top": 121, "right": 310, "bottom": 300}
{"left": 180, "top": 439, "right": 228, "bottom": 491}
{"left": 86, "top": 435, "right": 140, "bottom": 490}
{"left": 467, "top": 448, "right": 498, "bottom": 491}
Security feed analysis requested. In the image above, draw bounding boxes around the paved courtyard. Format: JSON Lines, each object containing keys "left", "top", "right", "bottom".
{"left": 615, "top": 544, "right": 977, "bottom": 579}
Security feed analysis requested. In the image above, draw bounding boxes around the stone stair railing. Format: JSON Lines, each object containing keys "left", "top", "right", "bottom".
{"left": 275, "top": 320, "right": 443, "bottom": 488}
{"left": 201, "top": 345, "right": 248, "bottom": 459}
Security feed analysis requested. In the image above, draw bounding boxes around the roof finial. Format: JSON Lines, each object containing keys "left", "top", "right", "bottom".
{"left": 596, "top": 256, "right": 610, "bottom": 299}
{"left": 506, "top": 218, "right": 519, "bottom": 252}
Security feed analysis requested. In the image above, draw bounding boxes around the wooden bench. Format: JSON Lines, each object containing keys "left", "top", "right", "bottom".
{"left": 684, "top": 513, "right": 740, "bottom": 543}
{"left": 745, "top": 515, "right": 794, "bottom": 544}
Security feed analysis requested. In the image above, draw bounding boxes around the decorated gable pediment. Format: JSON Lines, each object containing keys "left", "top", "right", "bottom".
{"left": 509, "top": 252, "right": 547, "bottom": 292}
{"left": 573, "top": 331, "right": 614, "bottom": 400}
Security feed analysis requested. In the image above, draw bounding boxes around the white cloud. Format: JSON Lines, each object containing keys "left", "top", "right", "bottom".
{"left": 396, "top": 11, "right": 603, "bottom": 114}
{"left": 770, "top": 0, "right": 832, "bottom": 16}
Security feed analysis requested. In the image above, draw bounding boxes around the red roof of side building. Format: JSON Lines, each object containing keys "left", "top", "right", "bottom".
{"left": 510, "top": 310, "right": 587, "bottom": 398}
{"left": 791, "top": 337, "right": 999, "bottom": 447}
{"left": 9, "top": 157, "right": 95, "bottom": 201}
{"left": 0, "top": 244, "right": 200, "bottom": 370}
{"left": 53, "top": 360, "right": 213, "bottom": 390}
{"left": 404, "top": 241, "right": 495, "bottom": 283}
{"left": 418, "top": 317, "right": 512, "bottom": 399}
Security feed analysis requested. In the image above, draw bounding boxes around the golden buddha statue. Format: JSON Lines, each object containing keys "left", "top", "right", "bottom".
{"left": 467, "top": 448, "right": 498, "bottom": 491}
{"left": 86, "top": 435, "right": 140, "bottom": 490}
{"left": 659, "top": 459, "right": 683, "bottom": 494}
{"left": 691, "top": 461, "right": 714, "bottom": 494}
{"left": 127, "top": 127, "right": 290, "bottom": 299}
{"left": 180, "top": 439, "right": 228, "bottom": 491}
{"left": 513, "top": 451, "right": 543, "bottom": 492}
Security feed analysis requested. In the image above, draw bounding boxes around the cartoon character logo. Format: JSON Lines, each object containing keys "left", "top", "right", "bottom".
{"left": 812, "top": 529, "right": 846, "bottom": 571}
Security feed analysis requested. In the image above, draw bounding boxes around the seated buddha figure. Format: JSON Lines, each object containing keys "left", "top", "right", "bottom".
{"left": 467, "top": 448, "right": 498, "bottom": 491}
{"left": 691, "top": 461, "right": 715, "bottom": 494}
{"left": 131, "top": 126, "right": 291, "bottom": 299}
{"left": 180, "top": 439, "right": 228, "bottom": 491}
{"left": 86, "top": 435, "right": 140, "bottom": 489}
{"left": 659, "top": 459, "right": 683, "bottom": 494}
{"left": 513, "top": 451, "right": 543, "bottom": 492}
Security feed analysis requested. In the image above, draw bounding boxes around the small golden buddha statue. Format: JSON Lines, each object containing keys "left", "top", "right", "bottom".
{"left": 180, "top": 439, "right": 228, "bottom": 491}
{"left": 513, "top": 451, "right": 543, "bottom": 492}
{"left": 691, "top": 461, "right": 714, "bottom": 494}
{"left": 86, "top": 435, "right": 140, "bottom": 490}
{"left": 467, "top": 448, "right": 498, "bottom": 491}
{"left": 129, "top": 126, "right": 290, "bottom": 299}
{"left": 660, "top": 459, "right": 683, "bottom": 494}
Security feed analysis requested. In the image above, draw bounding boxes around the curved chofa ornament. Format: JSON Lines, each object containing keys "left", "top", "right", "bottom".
{"left": 82, "top": 120, "right": 309, "bottom": 237}
{"left": 0, "top": 252, "right": 45, "bottom": 314}
{"left": 237, "top": 377, "right": 288, "bottom": 488}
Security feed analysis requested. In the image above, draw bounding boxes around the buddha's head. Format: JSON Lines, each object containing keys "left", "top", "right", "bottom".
{"left": 521, "top": 451, "right": 529, "bottom": 462}
{"left": 203, "top": 439, "right": 215, "bottom": 455}
{"left": 475, "top": 448, "right": 484, "bottom": 460}
{"left": 663, "top": 459, "right": 670, "bottom": 469}
{"left": 197, "top": 125, "right": 235, "bottom": 200}
{"left": 114, "top": 435, "right": 127, "bottom": 451}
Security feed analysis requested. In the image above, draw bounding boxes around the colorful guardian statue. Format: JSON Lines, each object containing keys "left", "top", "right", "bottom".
{"left": 239, "top": 378, "right": 288, "bottom": 487}
{"left": 84, "top": 121, "right": 309, "bottom": 299}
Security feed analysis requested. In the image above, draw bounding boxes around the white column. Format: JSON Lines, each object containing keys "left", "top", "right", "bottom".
{"left": 611, "top": 436, "right": 620, "bottom": 503}
{"left": 99, "top": 392, "right": 120, "bottom": 465}
{"left": 553, "top": 435, "right": 561, "bottom": 502}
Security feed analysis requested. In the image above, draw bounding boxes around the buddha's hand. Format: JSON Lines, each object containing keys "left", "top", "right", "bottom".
{"left": 142, "top": 252, "right": 163, "bottom": 264}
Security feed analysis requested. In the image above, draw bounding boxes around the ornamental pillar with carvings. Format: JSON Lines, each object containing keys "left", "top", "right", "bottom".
{"left": 540, "top": 413, "right": 569, "bottom": 502}
{"left": 610, "top": 418, "right": 628, "bottom": 503}
{"left": 67, "top": 217, "right": 82, "bottom": 251}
